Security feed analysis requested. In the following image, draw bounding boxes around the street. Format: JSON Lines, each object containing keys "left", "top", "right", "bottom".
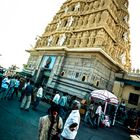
{"left": 0, "top": 98, "right": 133, "bottom": 140}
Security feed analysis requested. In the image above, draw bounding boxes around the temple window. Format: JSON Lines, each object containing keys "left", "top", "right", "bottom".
{"left": 96, "top": 80, "right": 100, "bottom": 87}
{"left": 60, "top": 71, "right": 65, "bottom": 76}
{"left": 82, "top": 75, "right": 86, "bottom": 82}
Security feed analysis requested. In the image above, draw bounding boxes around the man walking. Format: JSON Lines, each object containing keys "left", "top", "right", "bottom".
{"left": 61, "top": 100, "right": 81, "bottom": 140}
{"left": 32, "top": 85, "right": 43, "bottom": 110}
{"left": 20, "top": 80, "right": 34, "bottom": 111}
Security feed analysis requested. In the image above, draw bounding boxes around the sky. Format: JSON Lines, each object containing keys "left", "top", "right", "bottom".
{"left": 0, "top": 0, "right": 139, "bottom": 70}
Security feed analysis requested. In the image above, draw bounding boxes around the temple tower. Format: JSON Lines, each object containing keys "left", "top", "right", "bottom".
{"left": 26, "top": 0, "right": 131, "bottom": 98}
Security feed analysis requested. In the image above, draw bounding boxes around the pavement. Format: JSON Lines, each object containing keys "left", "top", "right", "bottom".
{"left": 0, "top": 98, "right": 137, "bottom": 140}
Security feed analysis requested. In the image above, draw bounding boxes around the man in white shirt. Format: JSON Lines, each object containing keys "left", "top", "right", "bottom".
{"left": 61, "top": 100, "right": 81, "bottom": 140}
{"left": 32, "top": 85, "right": 43, "bottom": 110}
{"left": 95, "top": 102, "right": 102, "bottom": 128}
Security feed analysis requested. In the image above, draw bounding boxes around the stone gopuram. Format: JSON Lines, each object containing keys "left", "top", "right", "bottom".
{"left": 25, "top": 0, "right": 131, "bottom": 98}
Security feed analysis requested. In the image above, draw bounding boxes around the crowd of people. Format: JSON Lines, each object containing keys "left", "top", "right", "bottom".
{"left": 83, "top": 100, "right": 112, "bottom": 129}
{"left": 0, "top": 74, "right": 140, "bottom": 139}
{"left": 116, "top": 101, "right": 140, "bottom": 135}
{"left": 0, "top": 74, "right": 82, "bottom": 140}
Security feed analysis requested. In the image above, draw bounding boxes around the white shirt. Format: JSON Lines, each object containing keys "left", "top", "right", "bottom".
{"left": 1, "top": 77, "right": 10, "bottom": 89}
{"left": 61, "top": 110, "right": 80, "bottom": 139}
{"left": 36, "top": 87, "right": 43, "bottom": 98}
{"left": 52, "top": 94, "right": 60, "bottom": 104}
{"left": 95, "top": 105, "right": 102, "bottom": 116}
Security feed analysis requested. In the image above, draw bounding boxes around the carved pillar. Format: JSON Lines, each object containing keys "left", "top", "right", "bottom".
{"left": 75, "top": 33, "right": 82, "bottom": 47}
{"left": 88, "top": 31, "right": 96, "bottom": 47}
{"left": 69, "top": 34, "right": 76, "bottom": 48}
{"left": 94, "top": 29, "right": 105, "bottom": 47}
{"left": 87, "top": 14, "right": 95, "bottom": 27}
{"left": 81, "top": 31, "right": 89, "bottom": 48}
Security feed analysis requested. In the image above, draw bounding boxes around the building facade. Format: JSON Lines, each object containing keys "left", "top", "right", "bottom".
{"left": 113, "top": 69, "right": 140, "bottom": 110}
{"left": 24, "top": 0, "right": 131, "bottom": 99}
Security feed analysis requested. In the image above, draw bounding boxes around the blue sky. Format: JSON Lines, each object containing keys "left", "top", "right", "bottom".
{"left": 0, "top": 0, "right": 139, "bottom": 70}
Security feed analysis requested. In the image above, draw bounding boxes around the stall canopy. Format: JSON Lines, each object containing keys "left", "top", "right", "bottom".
{"left": 90, "top": 90, "right": 119, "bottom": 125}
{"left": 90, "top": 90, "right": 118, "bottom": 104}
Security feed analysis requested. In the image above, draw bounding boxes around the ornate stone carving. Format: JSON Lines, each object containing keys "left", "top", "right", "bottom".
{"left": 88, "top": 14, "right": 95, "bottom": 26}
{"left": 124, "top": 2, "right": 128, "bottom": 8}
{"left": 120, "top": 52, "right": 126, "bottom": 65}
{"left": 94, "top": 29, "right": 105, "bottom": 46}
{"left": 123, "top": 15, "right": 128, "bottom": 23}
{"left": 100, "top": 0, "right": 105, "bottom": 8}
{"left": 100, "top": 11, "right": 109, "bottom": 23}
{"left": 65, "top": 6, "right": 69, "bottom": 13}
{"left": 122, "top": 32, "right": 128, "bottom": 42}
{"left": 57, "top": 34, "right": 66, "bottom": 46}
{"left": 75, "top": 33, "right": 82, "bottom": 47}
{"left": 88, "top": 31, "right": 96, "bottom": 47}
{"left": 95, "top": 13, "right": 101, "bottom": 23}
{"left": 69, "top": 34, "right": 75, "bottom": 47}
{"left": 33, "top": 0, "right": 131, "bottom": 72}
{"left": 84, "top": 4, "right": 89, "bottom": 12}
{"left": 67, "top": 16, "right": 74, "bottom": 27}
{"left": 75, "top": 2, "right": 80, "bottom": 12}
{"left": 80, "top": 32, "right": 89, "bottom": 48}
{"left": 47, "top": 36, "right": 53, "bottom": 46}
{"left": 89, "top": 3, "right": 93, "bottom": 10}
{"left": 83, "top": 15, "right": 89, "bottom": 26}
{"left": 77, "top": 17, "right": 83, "bottom": 27}
{"left": 57, "top": 20, "right": 62, "bottom": 29}
{"left": 93, "top": 1, "right": 99, "bottom": 10}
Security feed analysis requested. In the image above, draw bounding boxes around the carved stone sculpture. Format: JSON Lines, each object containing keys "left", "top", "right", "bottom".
{"left": 57, "top": 34, "right": 66, "bottom": 46}
{"left": 94, "top": 29, "right": 105, "bottom": 46}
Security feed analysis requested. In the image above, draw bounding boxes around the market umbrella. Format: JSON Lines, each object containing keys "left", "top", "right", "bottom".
{"left": 90, "top": 90, "right": 118, "bottom": 104}
{"left": 91, "top": 90, "right": 119, "bottom": 114}
{"left": 90, "top": 90, "right": 119, "bottom": 125}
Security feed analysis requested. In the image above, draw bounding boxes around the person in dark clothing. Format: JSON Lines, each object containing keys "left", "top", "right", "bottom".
{"left": 20, "top": 80, "right": 34, "bottom": 111}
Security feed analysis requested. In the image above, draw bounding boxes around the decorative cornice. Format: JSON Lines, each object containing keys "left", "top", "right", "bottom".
{"left": 30, "top": 46, "right": 126, "bottom": 72}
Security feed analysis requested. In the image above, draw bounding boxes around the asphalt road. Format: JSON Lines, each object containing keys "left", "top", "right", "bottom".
{"left": 0, "top": 98, "right": 132, "bottom": 140}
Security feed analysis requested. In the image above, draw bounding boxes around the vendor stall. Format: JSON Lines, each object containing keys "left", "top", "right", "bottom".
{"left": 90, "top": 90, "right": 119, "bottom": 126}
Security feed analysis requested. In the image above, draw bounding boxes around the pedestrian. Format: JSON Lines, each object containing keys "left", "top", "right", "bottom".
{"left": 0, "top": 76, "right": 10, "bottom": 100}
{"left": 32, "top": 85, "right": 43, "bottom": 110}
{"left": 59, "top": 93, "right": 68, "bottom": 120}
{"left": 84, "top": 101, "right": 95, "bottom": 127}
{"left": 52, "top": 93, "right": 60, "bottom": 105}
{"left": 38, "top": 105, "right": 63, "bottom": 140}
{"left": 11, "top": 76, "right": 20, "bottom": 98}
{"left": 19, "top": 78, "right": 30, "bottom": 102}
{"left": 20, "top": 80, "right": 34, "bottom": 111}
{"left": 61, "top": 100, "right": 81, "bottom": 140}
{"left": 47, "top": 92, "right": 61, "bottom": 114}
{"left": 5, "top": 76, "right": 16, "bottom": 99}
{"left": 94, "top": 102, "right": 102, "bottom": 128}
